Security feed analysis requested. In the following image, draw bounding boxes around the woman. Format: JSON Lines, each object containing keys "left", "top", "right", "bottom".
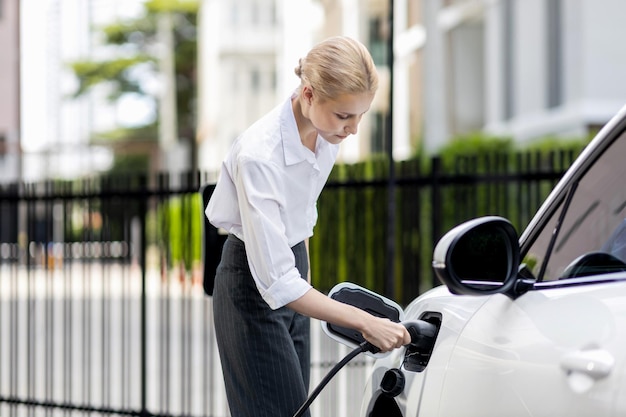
{"left": 206, "top": 36, "right": 410, "bottom": 417}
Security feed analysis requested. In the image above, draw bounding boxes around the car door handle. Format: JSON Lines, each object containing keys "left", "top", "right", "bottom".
{"left": 560, "top": 348, "right": 614, "bottom": 380}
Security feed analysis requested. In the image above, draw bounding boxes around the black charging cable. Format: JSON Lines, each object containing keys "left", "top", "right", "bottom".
{"left": 292, "top": 340, "right": 377, "bottom": 417}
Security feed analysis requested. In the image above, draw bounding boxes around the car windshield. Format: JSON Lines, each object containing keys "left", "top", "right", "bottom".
{"left": 523, "top": 128, "right": 626, "bottom": 281}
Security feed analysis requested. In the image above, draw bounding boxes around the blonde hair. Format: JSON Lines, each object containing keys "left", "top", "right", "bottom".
{"left": 294, "top": 36, "right": 378, "bottom": 100}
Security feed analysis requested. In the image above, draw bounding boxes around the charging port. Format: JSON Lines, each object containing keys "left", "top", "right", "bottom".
{"left": 403, "top": 312, "right": 441, "bottom": 372}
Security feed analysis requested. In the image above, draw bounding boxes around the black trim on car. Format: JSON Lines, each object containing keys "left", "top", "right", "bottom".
{"left": 532, "top": 274, "right": 626, "bottom": 290}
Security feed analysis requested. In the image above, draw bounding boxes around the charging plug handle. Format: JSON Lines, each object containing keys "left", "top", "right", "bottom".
{"left": 363, "top": 320, "right": 438, "bottom": 354}
{"left": 403, "top": 320, "right": 438, "bottom": 350}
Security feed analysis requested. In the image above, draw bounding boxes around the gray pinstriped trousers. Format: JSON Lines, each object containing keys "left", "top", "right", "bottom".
{"left": 213, "top": 234, "right": 311, "bottom": 417}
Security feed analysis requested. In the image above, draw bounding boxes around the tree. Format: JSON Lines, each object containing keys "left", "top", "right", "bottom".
{"left": 68, "top": 0, "right": 199, "bottom": 174}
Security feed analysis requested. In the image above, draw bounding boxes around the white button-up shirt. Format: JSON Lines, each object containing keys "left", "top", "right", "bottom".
{"left": 206, "top": 94, "right": 340, "bottom": 309}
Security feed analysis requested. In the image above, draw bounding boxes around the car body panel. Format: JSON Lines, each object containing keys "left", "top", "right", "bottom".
{"left": 435, "top": 281, "right": 626, "bottom": 416}
{"left": 362, "top": 279, "right": 626, "bottom": 417}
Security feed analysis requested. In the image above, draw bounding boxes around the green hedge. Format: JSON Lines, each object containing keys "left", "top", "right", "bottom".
{"left": 309, "top": 134, "right": 587, "bottom": 304}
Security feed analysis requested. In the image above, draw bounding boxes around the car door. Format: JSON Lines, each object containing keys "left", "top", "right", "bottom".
{"left": 436, "top": 283, "right": 626, "bottom": 417}
{"left": 433, "top": 107, "right": 626, "bottom": 416}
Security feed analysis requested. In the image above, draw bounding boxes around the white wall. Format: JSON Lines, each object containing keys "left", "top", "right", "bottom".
{"left": 483, "top": 0, "right": 626, "bottom": 141}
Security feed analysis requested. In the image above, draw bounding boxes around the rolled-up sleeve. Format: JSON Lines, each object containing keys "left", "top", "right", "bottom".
{"left": 234, "top": 156, "right": 312, "bottom": 309}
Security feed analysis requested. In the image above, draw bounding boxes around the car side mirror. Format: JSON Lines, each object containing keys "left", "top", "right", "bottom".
{"left": 432, "top": 216, "right": 520, "bottom": 296}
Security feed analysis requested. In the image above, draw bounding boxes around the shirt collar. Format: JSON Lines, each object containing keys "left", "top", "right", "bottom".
{"left": 281, "top": 93, "right": 316, "bottom": 166}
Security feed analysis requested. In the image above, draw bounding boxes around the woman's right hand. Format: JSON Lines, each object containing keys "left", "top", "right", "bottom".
{"left": 359, "top": 314, "right": 411, "bottom": 353}
{"left": 287, "top": 288, "right": 411, "bottom": 353}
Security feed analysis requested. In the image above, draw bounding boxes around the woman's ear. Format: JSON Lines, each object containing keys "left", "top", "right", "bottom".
{"left": 302, "top": 85, "right": 314, "bottom": 105}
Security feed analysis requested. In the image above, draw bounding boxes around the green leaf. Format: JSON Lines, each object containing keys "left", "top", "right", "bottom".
{"left": 145, "top": 0, "right": 199, "bottom": 14}
{"left": 68, "top": 55, "right": 155, "bottom": 98}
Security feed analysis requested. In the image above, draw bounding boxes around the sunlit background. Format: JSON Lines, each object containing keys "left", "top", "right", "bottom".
{"left": 1, "top": 0, "right": 626, "bottom": 183}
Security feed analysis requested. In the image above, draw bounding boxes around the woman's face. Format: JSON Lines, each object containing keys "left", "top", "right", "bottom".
{"left": 307, "top": 89, "right": 375, "bottom": 145}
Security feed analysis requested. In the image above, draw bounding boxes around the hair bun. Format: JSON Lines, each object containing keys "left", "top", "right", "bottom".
{"left": 294, "top": 58, "right": 303, "bottom": 78}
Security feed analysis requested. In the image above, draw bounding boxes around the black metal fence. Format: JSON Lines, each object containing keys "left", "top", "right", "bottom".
{"left": 311, "top": 151, "right": 575, "bottom": 304}
{"left": 0, "top": 150, "right": 577, "bottom": 417}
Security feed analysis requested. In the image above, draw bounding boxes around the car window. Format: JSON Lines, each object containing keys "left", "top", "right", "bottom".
{"left": 524, "top": 129, "right": 626, "bottom": 281}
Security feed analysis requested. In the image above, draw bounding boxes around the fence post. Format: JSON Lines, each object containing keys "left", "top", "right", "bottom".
{"left": 431, "top": 156, "right": 443, "bottom": 288}
{"left": 138, "top": 175, "right": 149, "bottom": 417}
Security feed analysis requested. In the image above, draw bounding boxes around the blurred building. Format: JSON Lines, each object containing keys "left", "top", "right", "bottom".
{"left": 197, "top": 0, "right": 626, "bottom": 174}
{"left": 304, "top": 0, "right": 626, "bottom": 154}
{"left": 0, "top": 0, "right": 21, "bottom": 183}
{"left": 5, "top": 0, "right": 626, "bottom": 181}
{"left": 417, "top": 0, "right": 626, "bottom": 152}
{"left": 318, "top": 0, "right": 626, "bottom": 154}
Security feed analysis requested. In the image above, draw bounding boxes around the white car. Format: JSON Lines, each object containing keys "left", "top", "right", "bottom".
{"left": 344, "top": 104, "right": 626, "bottom": 417}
